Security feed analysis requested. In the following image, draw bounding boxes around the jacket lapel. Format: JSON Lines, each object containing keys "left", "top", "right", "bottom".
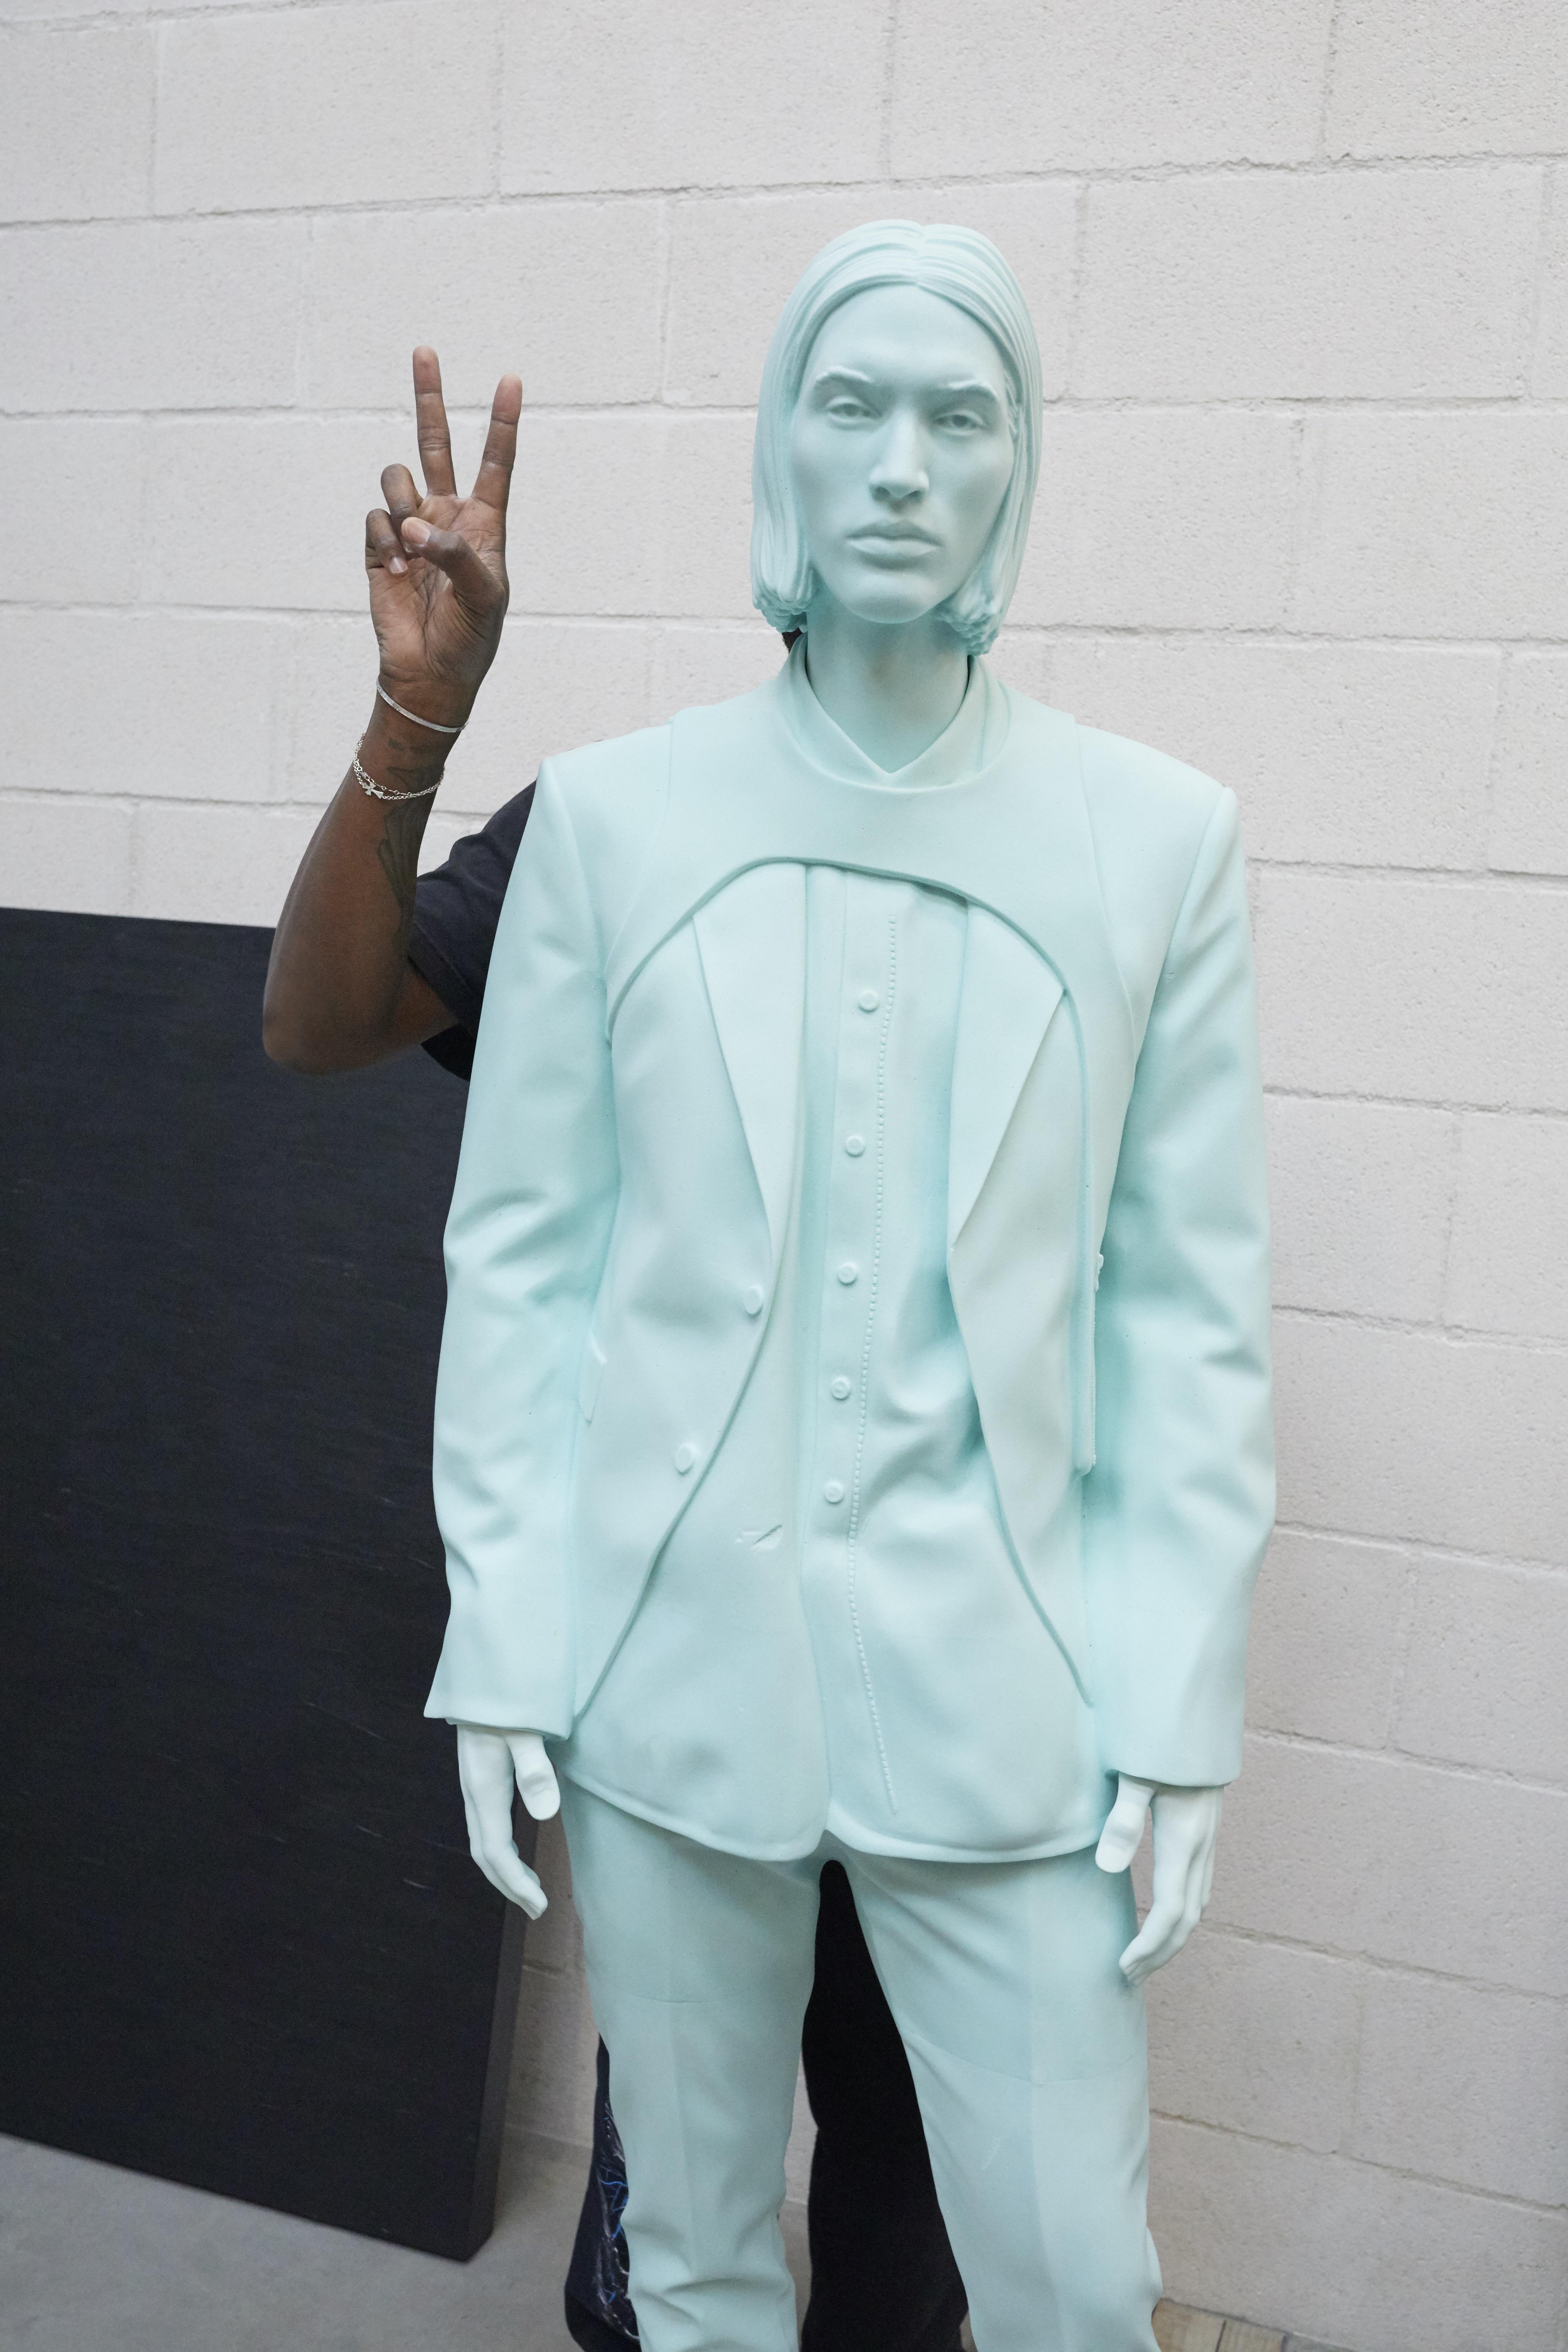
{"left": 949, "top": 907, "right": 1065, "bottom": 1251}
{"left": 693, "top": 863, "right": 805, "bottom": 1267}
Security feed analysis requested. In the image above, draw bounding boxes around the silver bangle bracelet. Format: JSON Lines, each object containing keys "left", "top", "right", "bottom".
{"left": 376, "top": 680, "right": 465, "bottom": 735}
{"left": 351, "top": 736, "right": 442, "bottom": 804}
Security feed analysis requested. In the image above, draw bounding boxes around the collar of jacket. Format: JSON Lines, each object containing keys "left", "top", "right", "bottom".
{"left": 601, "top": 668, "right": 1136, "bottom": 1476}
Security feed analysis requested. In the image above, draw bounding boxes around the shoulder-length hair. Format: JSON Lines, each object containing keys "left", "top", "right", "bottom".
{"left": 750, "top": 220, "right": 1042, "bottom": 656}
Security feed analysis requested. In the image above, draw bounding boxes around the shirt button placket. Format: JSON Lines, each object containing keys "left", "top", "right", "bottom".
{"left": 818, "top": 932, "right": 879, "bottom": 1524}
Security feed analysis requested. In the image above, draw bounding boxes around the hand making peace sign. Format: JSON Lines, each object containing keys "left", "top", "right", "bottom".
{"left": 364, "top": 347, "right": 521, "bottom": 733}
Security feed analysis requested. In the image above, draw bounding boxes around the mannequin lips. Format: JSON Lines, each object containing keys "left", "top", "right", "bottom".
{"left": 846, "top": 526, "right": 943, "bottom": 562}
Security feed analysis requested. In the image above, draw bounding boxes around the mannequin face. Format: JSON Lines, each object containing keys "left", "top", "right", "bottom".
{"left": 788, "top": 283, "right": 1016, "bottom": 632}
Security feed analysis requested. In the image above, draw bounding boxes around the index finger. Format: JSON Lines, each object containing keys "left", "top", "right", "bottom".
{"left": 470, "top": 372, "right": 522, "bottom": 514}
{"left": 411, "top": 345, "right": 458, "bottom": 498}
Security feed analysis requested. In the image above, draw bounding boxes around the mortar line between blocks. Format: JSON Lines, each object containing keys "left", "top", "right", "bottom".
{"left": 1245, "top": 1722, "right": 1568, "bottom": 1798}
{"left": 1269, "top": 1517, "right": 1568, "bottom": 1579}
{"left": 14, "top": 149, "right": 1568, "bottom": 234}
{"left": 1197, "top": 1918, "right": 1568, "bottom": 2005}
{"left": 1148, "top": 2109, "right": 1568, "bottom": 2218}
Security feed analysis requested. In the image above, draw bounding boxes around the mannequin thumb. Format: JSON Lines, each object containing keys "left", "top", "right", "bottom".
{"left": 1094, "top": 1778, "right": 1153, "bottom": 1874}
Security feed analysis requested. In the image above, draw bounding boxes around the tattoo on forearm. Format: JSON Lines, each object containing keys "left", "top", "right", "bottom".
{"left": 376, "top": 802, "right": 425, "bottom": 955}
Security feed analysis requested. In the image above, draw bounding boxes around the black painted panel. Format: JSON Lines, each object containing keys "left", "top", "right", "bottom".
{"left": 0, "top": 909, "right": 526, "bottom": 2260}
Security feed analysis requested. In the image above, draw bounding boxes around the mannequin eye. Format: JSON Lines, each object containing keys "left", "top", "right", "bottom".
{"left": 823, "top": 396, "right": 875, "bottom": 422}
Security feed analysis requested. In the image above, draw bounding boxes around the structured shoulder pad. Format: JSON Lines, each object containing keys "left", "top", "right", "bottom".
{"left": 1071, "top": 723, "right": 1234, "bottom": 1026}
{"left": 1077, "top": 723, "right": 1224, "bottom": 863}
{"left": 538, "top": 722, "right": 674, "bottom": 947}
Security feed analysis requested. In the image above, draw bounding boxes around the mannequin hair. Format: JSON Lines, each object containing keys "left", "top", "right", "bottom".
{"left": 750, "top": 220, "right": 1042, "bottom": 656}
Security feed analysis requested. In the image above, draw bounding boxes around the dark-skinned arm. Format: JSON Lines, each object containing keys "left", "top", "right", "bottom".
{"left": 264, "top": 716, "right": 458, "bottom": 1073}
{"left": 262, "top": 348, "right": 519, "bottom": 1074}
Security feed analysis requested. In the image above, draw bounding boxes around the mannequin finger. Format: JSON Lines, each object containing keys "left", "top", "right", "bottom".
{"left": 511, "top": 1745, "right": 561, "bottom": 1821}
{"left": 480, "top": 1837, "right": 548, "bottom": 1919}
{"left": 461, "top": 1794, "right": 493, "bottom": 1878}
{"left": 463, "top": 1804, "right": 510, "bottom": 1902}
{"left": 457, "top": 1744, "right": 512, "bottom": 1815}
{"left": 1131, "top": 1844, "right": 1212, "bottom": 1981}
{"left": 365, "top": 507, "right": 406, "bottom": 577}
{"left": 1118, "top": 1889, "right": 1183, "bottom": 1983}
{"left": 1199, "top": 1837, "right": 1217, "bottom": 1913}
{"left": 1094, "top": 1783, "right": 1152, "bottom": 1873}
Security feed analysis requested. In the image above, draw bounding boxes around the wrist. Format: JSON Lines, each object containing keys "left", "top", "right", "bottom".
{"left": 376, "top": 667, "right": 476, "bottom": 736}
{"left": 358, "top": 700, "right": 450, "bottom": 788}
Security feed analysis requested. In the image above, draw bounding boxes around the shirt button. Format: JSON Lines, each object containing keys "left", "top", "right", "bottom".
{"left": 836, "top": 1261, "right": 859, "bottom": 1286}
{"left": 823, "top": 1479, "right": 846, "bottom": 1505}
{"left": 844, "top": 1134, "right": 866, "bottom": 1157}
{"left": 673, "top": 1442, "right": 698, "bottom": 1473}
{"left": 858, "top": 989, "right": 880, "bottom": 1013}
{"left": 743, "top": 1283, "right": 765, "bottom": 1316}
{"left": 830, "top": 1376, "right": 852, "bottom": 1401}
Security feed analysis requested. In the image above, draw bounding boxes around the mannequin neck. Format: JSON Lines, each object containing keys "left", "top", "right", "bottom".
{"left": 800, "top": 599, "right": 971, "bottom": 773}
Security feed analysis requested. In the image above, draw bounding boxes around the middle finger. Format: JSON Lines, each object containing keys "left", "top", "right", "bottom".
{"left": 412, "top": 345, "right": 458, "bottom": 498}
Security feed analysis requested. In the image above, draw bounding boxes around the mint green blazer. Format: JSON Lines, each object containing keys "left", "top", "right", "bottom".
{"left": 426, "top": 667, "right": 1273, "bottom": 1815}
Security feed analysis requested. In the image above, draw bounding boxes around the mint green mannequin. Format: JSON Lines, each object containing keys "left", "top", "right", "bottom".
{"left": 429, "top": 225, "right": 1273, "bottom": 2351}
{"left": 456, "top": 276, "right": 1232, "bottom": 1976}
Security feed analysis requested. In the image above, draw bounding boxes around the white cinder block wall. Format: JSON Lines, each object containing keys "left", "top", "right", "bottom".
{"left": 4, "top": 5, "right": 1566, "bottom": 2348}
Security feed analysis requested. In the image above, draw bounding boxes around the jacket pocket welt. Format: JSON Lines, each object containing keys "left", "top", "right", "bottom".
{"left": 578, "top": 1332, "right": 608, "bottom": 1423}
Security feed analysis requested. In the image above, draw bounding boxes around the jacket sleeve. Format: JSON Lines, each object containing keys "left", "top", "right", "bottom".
{"left": 424, "top": 763, "right": 618, "bottom": 1734}
{"left": 1082, "top": 787, "right": 1274, "bottom": 1787}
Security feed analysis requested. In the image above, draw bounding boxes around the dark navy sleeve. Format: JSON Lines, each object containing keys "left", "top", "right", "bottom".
{"left": 407, "top": 782, "right": 536, "bottom": 1080}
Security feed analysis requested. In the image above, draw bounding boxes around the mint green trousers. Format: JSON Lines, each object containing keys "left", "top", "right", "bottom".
{"left": 558, "top": 1781, "right": 1163, "bottom": 2352}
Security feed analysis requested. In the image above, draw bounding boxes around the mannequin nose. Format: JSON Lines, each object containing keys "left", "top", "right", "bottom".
{"left": 869, "top": 414, "right": 929, "bottom": 502}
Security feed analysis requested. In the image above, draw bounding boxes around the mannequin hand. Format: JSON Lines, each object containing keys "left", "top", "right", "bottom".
{"left": 455, "top": 1726, "right": 560, "bottom": 1920}
{"left": 1094, "top": 1775, "right": 1223, "bottom": 1987}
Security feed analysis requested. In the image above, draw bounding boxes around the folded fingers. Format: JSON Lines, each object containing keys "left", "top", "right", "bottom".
{"left": 365, "top": 506, "right": 407, "bottom": 576}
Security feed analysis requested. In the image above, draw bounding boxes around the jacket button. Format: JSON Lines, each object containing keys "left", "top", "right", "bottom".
{"left": 858, "top": 989, "right": 880, "bottom": 1013}
{"left": 830, "top": 1375, "right": 852, "bottom": 1400}
{"left": 844, "top": 1133, "right": 866, "bottom": 1157}
{"left": 823, "top": 1479, "right": 846, "bottom": 1505}
{"left": 837, "top": 1261, "right": 858, "bottom": 1286}
{"left": 743, "top": 1283, "right": 765, "bottom": 1316}
{"left": 673, "top": 1443, "right": 698, "bottom": 1473}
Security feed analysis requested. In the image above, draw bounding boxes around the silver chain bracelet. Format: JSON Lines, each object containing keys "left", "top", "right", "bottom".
{"left": 351, "top": 736, "right": 442, "bottom": 804}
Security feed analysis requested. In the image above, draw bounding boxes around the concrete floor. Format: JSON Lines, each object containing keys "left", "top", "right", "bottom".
{"left": 0, "top": 2126, "right": 1344, "bottom": 2352}
{"left": 0, "top": 2126, "right": 811, "bottom": 2352}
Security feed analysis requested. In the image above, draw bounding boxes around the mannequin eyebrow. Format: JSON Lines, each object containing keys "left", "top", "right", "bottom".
{"left": 808, "top": 367, "right": 882, "bottom": 397}
{"left": 806, "top": 366, "right": 1003, "bottom": 414}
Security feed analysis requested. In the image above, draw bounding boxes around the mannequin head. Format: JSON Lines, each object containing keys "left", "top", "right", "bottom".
{"left": 752, "top": 223, "right": 1042, "bottom": 654}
